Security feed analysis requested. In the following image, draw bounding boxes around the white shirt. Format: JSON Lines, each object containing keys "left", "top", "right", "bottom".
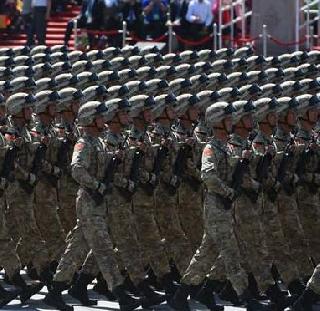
{"left": 186, "top": 0, "right": 213, "bottom": 26}
{"left": 32, "top": 0, "right": 48, "bottom": 7}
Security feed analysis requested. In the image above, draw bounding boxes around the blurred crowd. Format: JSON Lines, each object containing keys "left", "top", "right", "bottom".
{"left": 0, "top": 0, "right": 253, "bottom": 49}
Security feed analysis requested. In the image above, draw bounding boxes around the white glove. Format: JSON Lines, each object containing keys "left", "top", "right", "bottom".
{"left": 127, "top": 180, "right": 135, "bottom": 192}
{"left": 51, "top": 166, "right": 61, "bottom": 177}
{"left": 292, "top": 173, "right": 299, "bottom": 185}
{"left": 148, "top": 173, "right": 157, "bottom": 185}
{"left": 170, "top": 175, "right": 178, "bottom": 187}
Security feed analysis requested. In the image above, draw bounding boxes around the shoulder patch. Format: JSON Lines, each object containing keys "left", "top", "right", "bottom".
{"left": 203, "top": 146, "right": 213, "bottom": 157}
{"left": 74, "top": 142, "right": 85, "bottom": 152}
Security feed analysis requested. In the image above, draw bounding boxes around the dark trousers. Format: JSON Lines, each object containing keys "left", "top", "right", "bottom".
{"left": 33, "top": 6, "right": 47, "bottom": 45}
{"left": 65, "top": 17, "right": 87, "bottom": 45}
{"left": 23, "top": 13, "right": 35, "bottom": 46}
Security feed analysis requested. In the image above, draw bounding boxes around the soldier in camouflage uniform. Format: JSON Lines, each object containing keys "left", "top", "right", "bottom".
{"left": 294, "top": 94, "right": 320, "bottom": 264}
{"left": 173, "top": 94, "right": 204, "bottom": 252}
{"left": 153, "top": 94, "right": 194, "bottom": 275}
{"left": 5, "top": 92, "right": 51, "bottom": 289}
{"left": 32, "top": 90, "right": 66, "bottom": 267}
{"left": 171, "top": 102, "right": 272, "bottom": 311}
{"left": 44, "top": 101, "right": 140, "bottom": 311}
{"left": 56, "top": 87, "right": 83, "bottom": 234}
{"left": 128, "top": 95, "right": 176, "bottom": 297}
{"left": 273, "top": 97, "right": 313, "bottom": 284}
{"left": 250, "top": 98, "right": 301, "bottom": 308}
{"left": 103, "top": 98, "right": 165, "bottom": 308}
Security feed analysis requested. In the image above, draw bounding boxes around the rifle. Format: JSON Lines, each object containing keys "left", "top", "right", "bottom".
{"left": 0, "top": 145, "right": 17, "bottom": 197}
{"left": 19, "top": 142, "right": 47, "bottom": 194}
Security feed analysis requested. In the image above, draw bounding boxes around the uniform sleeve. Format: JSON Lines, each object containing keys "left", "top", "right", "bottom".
{"left": 201, "top": 145, "right": 232, "bottom": 197}
{"left": 71, "top": 139, "right": 99, "bottom": 190}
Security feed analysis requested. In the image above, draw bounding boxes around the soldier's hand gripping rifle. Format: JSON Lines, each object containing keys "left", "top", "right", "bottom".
{"left": 19, "top": 142, "right": 47, "bottom": 194}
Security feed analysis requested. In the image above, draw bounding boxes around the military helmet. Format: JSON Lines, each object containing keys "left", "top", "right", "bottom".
{"left": 107, "top": 85, "right": 130, "bottom": 99}
{"left": 50, "top": 51, "right": 68, "bottom": 63}
{"left": 174, "top": 93, "right": 200, "bottom": 117}
{"left": 234, "top": 46, "right": 254, "bottom": 58}
{"left": 58, "top": 87, "right": 83, "bottom": 112}
{"left": 68, "top": 50, "right": 86, "bottom": 63}
{"left": 197, "top": 49, "right": 216, "bottom": 62}
{"left": 35, "top": 90, "right": 60, "bottom": 113}
{"left": 8, "top": 76, "right": 36, "bottom": 93}
{"left": 180, "top": 50, "right": 198, "bottom": 63}
{"left": 233, "top": 100, "right": 256, "bottom": 123}
{"left": 91, "top": 59, "right": 112, "bottom": 73}
{"left": 128, "top": 94, "right": 155, "bottom": 118}
{"left": 104, "top": 98, "right": 131, "bottom": 122}
{"left": 86, "top": 49, "right": 104, "bottom": 62}
{"left": 121, "top": 45, "right": 140, "bottom": 58}
{"left": 72, "top": 60, "right": 93, "bottom": 75}
{"left": 82, "top": 85, "right": 107, "bottom": 103}
{"left": 128, "top": 55, "right": 146, "bottom": 68}
{"left": 169, "top": 78, "right": 192, "bottom": 96}
{"left": 138, "top": 45, "right": 160, "bottom": 56}
{"left": 97, "top": 70, "right": 119, "bottom": 85}
{"left": 77, "top": 101, "right": 109, "bottom": 126}
{"left": 189, "top": 74, "right": 207, "bottom": 92}
{"left": 0, "top": 47, "right": 13, "bottom": 57}
{"left": 32, "top": 53, "right": 51, "bottom": 65}
{"left": 125, "top": 80, "right": 147, "bottom": 97}
{"left": 227, "top": 71, "right": 249, "bottom": 85}
{"left": 276, "top": 96, "right": 300, "bottom": 116}
{"left": 0, "top": 56, "right": 14, "bottom": 68}
{"left": 51, "top": 61, "right": 72, "bottom": 77}
{"left": 13, "top": 55, "right": 33, "bottom": 67}
{"left": 118, "top": 68, "right": 137, "bottom": 83}
{"left": 32, "top": 62, "right": 52, "bottom": 79}
{"left": 54, "top": 73, "right": 78, "bottom": 89}
{"left": 296, "top": 93, "right": 320, "bottom": 113}
{"left": 36, "top": 77, "right": 57, "bottom": 92}
{"left": 30, "top": 45, "right": 49, "bottom": 56}
{"left": 152, "top": 93, "right": 177, "bottom": 119}
{"left": 205, "top": 102, "right": 236, "bottom": 126}
{"left": 12, "top": 46, "right": 30, "bottom": 57}
{"left": 135, "top": 66, "right": 156, "bottom": 80}
{"left": 155, "top": 65, "right": 176, "bottom": 80}
{"left": 163, "top": 53, "right": 182, "bottom": 66}
{"left": 145, "top": 79, "right": 169, "bottom": 96}
{"left": 76, "top": 71, "right": 99, "bottom": 89}
{"left": 253, "top": 97, "right": 286, "bottom": 121}
{"left": 6, "top": 92, "right": 36, "bottom": 115}
{"left": 12, "top": 65, "right": 35, "bottom": 78}
{"left": 174, "top": 63, "right": 192, "bottom": 79}
{"left": 102, "top": 46, "right": 121, "bottom": 60}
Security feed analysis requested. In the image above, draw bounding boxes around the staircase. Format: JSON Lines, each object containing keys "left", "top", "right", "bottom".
{"left": 0, "top": 4, "right": 80, "bottom": 49}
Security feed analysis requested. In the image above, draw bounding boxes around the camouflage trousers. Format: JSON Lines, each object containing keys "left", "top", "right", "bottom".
{"left": 277, "top": 190, "right": 313, "bottom": 277}
{"left": 108, "top": 188, "right": 146, "bottom": 285}
{"left": 233, "top": 194, "right": 273, "bottom": 292}
{"left": 34, "top": 179, "right": 66, "bottom": 261}
{"left": 133, "top": 189, "right": 171, "bottom": 278}
{"left": 54, "top": 189, "right": 123, "bottom": 290}
{"left": 307, "top": 264, "right": 320, "bottom": 295}
{"left": 0, "top": 196, "right": 21, "bottom": 278}
{"left": 178, "top": 183, "right": 204, "bottom": 252}
{"left": 5, "top": 181, "right": 49, "bottom": 274}
{"left": 296, "top": 187, "right": 320, "bottom": 264}
{"left": 183, "top": 192, "right": 247, "bottom": 295}
{"left": 58, "top": 174, "right": 77, "bottom": 235}
{"left": 155, "top": 183, "right": 194, "bottom": 273}
{"left": 260, "top": 192, "right": 300, "bottom": 284}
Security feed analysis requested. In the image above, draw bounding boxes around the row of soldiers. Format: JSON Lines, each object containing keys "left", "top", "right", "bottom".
{"left": 0, "top": 45, "right": 318, "bottom": 311}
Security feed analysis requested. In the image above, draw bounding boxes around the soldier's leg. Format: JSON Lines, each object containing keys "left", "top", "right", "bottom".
{"left": 277, "top": 192, "right": 313, "bottom": 278}
{"left": 155, "top": 185, "right": 194, "bottom": 273}
{"left": 6, "top": 182, "right": 50, "bottom": 274}
{"left": 0, "top": 198, "right": 21, "bottom": 279}
{"left": 234, "top": 196, "right": 274, "bottom": 293}
{"left": 262, "top": 199, "right": 300, "bottom": 285}
{"left": 133, "top": 191, "right": 171, "bottom": 279}
{"left": 108, "top": 191, "right": 146, "bottom": 286}
{"left": 34, "top": 180, "right": 66, "bottom": 262}
{"left": 307, "top": 265, "right": 320, "bottom": 295}
{"left": 58, "top": 175, "right": 77, "bottom": 235}
{"left": 296, "top": 189, "right": 320, "bottom": 264}
{"left": 178, "top": 184, "right": 204, "bottom": 252}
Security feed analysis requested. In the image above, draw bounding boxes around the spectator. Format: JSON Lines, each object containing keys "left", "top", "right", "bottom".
{"left": 122, "top": 0, "right": 143, "bottom": 35}
{"left": 186, "top": 0, "right": 213, "bottom": 39}
{"left": 142, "top": 0, "right": 168, "bottom": 39}
{"left": 31, "top": 0, "right": 51, "bottom": 45}
{"left": 22, "top": 0, "right": 34, "bottom": 46}
{"left": 2, "top": 0, "right": 22, "bottom": 32}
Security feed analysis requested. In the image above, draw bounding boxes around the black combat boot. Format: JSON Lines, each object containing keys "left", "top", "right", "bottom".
{"left": 43, "top": 281, "right": 73, "bottom": 311}
{"left": 288, "top": 279, "right": 305, "bottom": 297}
{"left": 219, "top": 280, "right": 241, "bottom": 306}
{"left": 68, "top": 273, "right": 97, "bottom": 306}
{"left": 241, "top": 288, "right": 274, "bottom": 311}
{"left": 160, "top": 272, "right": 178, "bottom": 297}
{"left": 137, "top": 279, "right": 166, "bottom": 308}
{"left": 248, "top": 273, "right": 268, "bottom": 300}
{"left": 169, "top": 283, "right": 192, "bottom": 311}
{"left": 123, "top": 276, "right": 140, "bottom": 296}
{"left": 0, "top": 283, "right": 21, "bottom": 308}
{"left": 112, "top": 284, "right": 141, "bottom": 311}
{"left": 26, "top": 263, "right": 39, "bottom": 280}
{"left": 39, "top": 265, "right": 54, "bottom": 288}
{"left": 11, "top": 272, "right": 44, "bottom": 304}
{"left": 193, "top": 283, "right": 224, "bottom": 311}
{"left": 146, "top": 268, "right": 163, "bottom": 291}
{"left": 170, "top": 261, "right": 182, "bottom": 282}
{"left": 50, "top": 261, "right": 59, "bottom": 274}
{"left": 292, "top": 288, "right": 319, "bottom": 311}
{"left": 92, "top": 273, "right": 116, "bottom": 301}
{"left": 266, "top": 283, "right": 296, "bottom": 310}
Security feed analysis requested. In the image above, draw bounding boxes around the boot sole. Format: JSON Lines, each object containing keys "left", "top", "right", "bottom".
{"left": 0, "top": 291, "right": 21, "bottom": 308}
{"left": 68, "top": 289, "right": 98, "bottom": 306}
{"left": 119, "top": 301, "right": 141, "bottom": 311}
{"left": 43, "top": 295, "right": 74, "bottom": 311}
{"left": 141, "top": 295, "right": 166, "bottom": 308}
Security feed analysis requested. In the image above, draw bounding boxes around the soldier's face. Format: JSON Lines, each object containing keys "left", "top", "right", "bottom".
{"left": 71, "top": 101, "right": 80, "bottom": 114}
{"left": 0, "top": 106, "right": 5, "bottom": 118}
{"left": 188, "top": 107, "right": 199, "bottom": 122}
{"left": 223, "top": 116, "right": 233, "bottom": 133}
{"left": 165, "top": 107, "right": 176, "bottom": 120}
{"left": 286, "top": 110, "right": 297, "bottom": 126}
{"left": 306, "top": 108, "right": 319, "bottom": 125}
{"left": 95, "top": 115, "right": 106, "bottom": 130}
{"left": 23, "top": 107, "right": 33, "bottom": 121}
{"left": 241, "top": 114, "right": 254, "bottom": 131}
{"left": 266, "top": 112, "right": 278, "bottom": 128}
{"left": 48, "top": 104, "right": 56, "bottom": 117}
{"left": 143, "top": 109, "right": 153, "bottom": 123}
{"left": 118, "top": 110, "right": 131, "bottom": 126}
